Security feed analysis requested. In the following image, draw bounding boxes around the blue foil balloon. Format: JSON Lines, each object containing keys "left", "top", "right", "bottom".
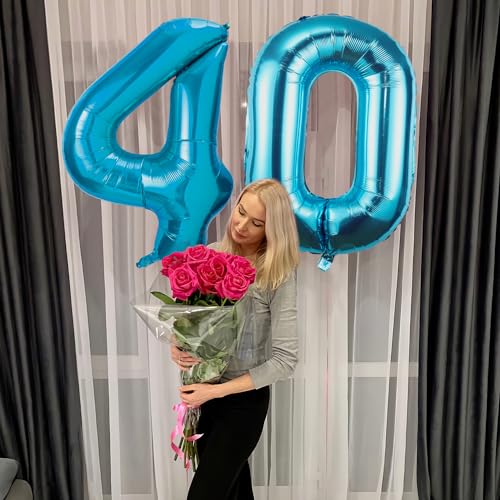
{"left": 245, "top": 14, "right": 416, "bottom": 270}
{"left": 63, "top": 18, "right": 233, "bottom": 268}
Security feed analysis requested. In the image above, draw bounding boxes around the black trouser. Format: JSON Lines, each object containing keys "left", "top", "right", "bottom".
{"left": 187, "top": 386, "right": 270, "bottom": 500}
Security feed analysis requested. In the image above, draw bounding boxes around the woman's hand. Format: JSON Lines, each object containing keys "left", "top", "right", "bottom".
{"left": 179, "top": 383, "right": 221, "bottom": 407}
{"left": 170, "top": 344, "right": 199, "bottom": 371}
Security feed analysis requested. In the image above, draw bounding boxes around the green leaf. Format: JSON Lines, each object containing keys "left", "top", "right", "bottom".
{"left": 194, "top": 299, "right": 210, "bottom": 306}
{"left": 158, "top": 306, "right": 171, "bottom": 322}
{"left": 151, "top": 291, "right": 176, "bottom": 305}
{"left": 175, "top": 317, "right": 193, "bottom": 329}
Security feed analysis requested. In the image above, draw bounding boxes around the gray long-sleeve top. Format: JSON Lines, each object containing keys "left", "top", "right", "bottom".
{"left": 208, "top": 242, "right": 298, "bottom": 389}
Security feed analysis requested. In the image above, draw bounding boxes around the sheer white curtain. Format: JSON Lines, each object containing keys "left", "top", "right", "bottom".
{"left": 44, "top": 0, "right": 430, "bottom": 499}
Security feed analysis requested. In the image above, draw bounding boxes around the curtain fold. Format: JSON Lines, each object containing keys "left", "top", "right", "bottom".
{"left": 418, "top": 1, "right": 500, "bottom": 499}
{"left": 44, "top": 1, "right": 431, "bottom": 498}
{"left": 0, "top": 1, "right": 85, "bottom": 499}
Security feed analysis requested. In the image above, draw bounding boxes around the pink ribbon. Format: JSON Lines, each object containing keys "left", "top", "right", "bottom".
{"left": 170, "top": 402, "right": 204, "bottom": 470}
{"left": 170, "top": 402, "right": 187, "bottom": 459}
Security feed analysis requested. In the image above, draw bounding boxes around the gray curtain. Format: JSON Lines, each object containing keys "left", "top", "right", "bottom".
{"left": 418, "top": 0, "right": 500, "bottom": 499}
{"left": 0, "top": 1, "right": 84, "bottom": 498}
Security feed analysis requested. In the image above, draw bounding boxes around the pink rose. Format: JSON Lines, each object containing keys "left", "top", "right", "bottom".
{"left": 228, "top": 255, "right": 256, "bottom": 283}
{"left": 215, "top": 271, "right": 251, "bottom": 301}
{"left": 185, "top": 245, "right": 214, "bottom": 271}
{"left": 197, "top": 255, "right": 228, "bottom": 294}
{"left": 197, "top": 264, "right": 219, "bottom": 295}
{"left": 161, "top": 251, "right": 186, "bottom": 277}
{"left": 210, "top": 255, "right": 228, "bottom": 279}
{"left": 169, "top": 264, "right": 199, "bottom": 301}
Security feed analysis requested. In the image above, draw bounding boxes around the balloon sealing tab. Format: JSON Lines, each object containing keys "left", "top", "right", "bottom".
{"left": 317, "top": 253, "right": 335, "bottom": 271}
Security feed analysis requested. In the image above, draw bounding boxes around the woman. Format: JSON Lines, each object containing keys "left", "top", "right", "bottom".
{"left": 171, "top": 178, "right": 300, "bottom": 500}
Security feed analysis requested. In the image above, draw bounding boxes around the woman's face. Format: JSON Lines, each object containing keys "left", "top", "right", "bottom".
{"left": 230, "top": 192, "right": 266, "bottom": 250}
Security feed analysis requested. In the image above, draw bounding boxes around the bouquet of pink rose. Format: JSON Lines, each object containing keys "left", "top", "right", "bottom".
{"left": 133, "top": 244, "right": 256, "bottom": 470}
{"left": 152, "top": 244, "right": 256, "bottom": 385}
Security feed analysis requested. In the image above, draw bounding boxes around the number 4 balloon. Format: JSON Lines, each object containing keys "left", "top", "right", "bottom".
{"left": 63, "top": 19, "right": 233, "bottom": 268}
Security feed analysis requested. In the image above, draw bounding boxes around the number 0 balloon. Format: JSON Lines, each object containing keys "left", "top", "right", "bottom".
{"left": 245, "top": 14, "right": 416, "bottom": 270}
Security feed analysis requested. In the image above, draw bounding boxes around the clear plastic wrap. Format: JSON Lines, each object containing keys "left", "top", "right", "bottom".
{"left": 133, "top": 280, "right": 250, "bottom": 385}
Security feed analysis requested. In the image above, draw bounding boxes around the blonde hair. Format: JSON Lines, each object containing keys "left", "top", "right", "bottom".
{"left": 220, "top": 179, "right": 300, "bottom": 290}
